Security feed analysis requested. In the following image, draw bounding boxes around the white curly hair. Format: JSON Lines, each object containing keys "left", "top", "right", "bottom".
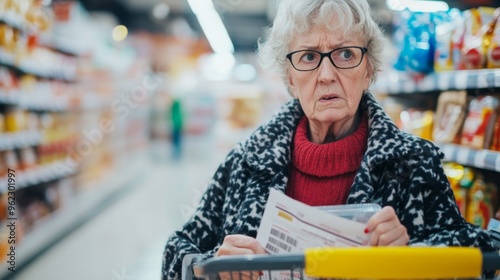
{"left": 257, "top": 0, "right": 386, "bottom": 88}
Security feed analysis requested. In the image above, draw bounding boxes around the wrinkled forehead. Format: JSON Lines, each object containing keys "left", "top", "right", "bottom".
{"left": 290, "top": 22, "right": 363, "bottom": 49}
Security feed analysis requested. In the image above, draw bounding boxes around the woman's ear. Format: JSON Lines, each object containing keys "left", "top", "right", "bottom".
{"left": 287, "top": 74, "right": 297, "bottom": 97}
{"left": 363, "top": 68, "right": 372, "bottom": 92}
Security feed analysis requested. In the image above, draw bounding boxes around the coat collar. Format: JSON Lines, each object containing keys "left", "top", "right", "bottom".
{"left": 241, "top": 92, "right": 424, "bottom": 173}
{"left": 239, "top": 97, "right": 301, "bottom": 173}
{"left": 361, "top": 92, "right": 426, "bottom": 167}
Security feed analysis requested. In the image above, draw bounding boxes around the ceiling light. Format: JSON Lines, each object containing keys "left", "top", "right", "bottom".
{"left": 200, "top": 53, "right": 235, "bottom": 81}
{"left": 386, "top": 0, "right": 449, "bottom": 12}
{"left": 187, "top": 0, "right": 215, "bottom": 15}
{"left": 112, "top": 25, "right": 128, "bottom": 42}
{"left": 152, "top": 3, "right": 170, "bottom": 20}
{"left": 196, "top": 11, "right": 234, "bottom": 54}
{"left": 187, "top": 0, "right": 234, "bottom": 54}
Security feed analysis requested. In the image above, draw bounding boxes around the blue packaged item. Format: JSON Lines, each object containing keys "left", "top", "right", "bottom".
{"left": 393, "top": 10, "right": 438, "bottom": 74}
{"left": 434, "top": 9, "right": 461, "bottom": 71}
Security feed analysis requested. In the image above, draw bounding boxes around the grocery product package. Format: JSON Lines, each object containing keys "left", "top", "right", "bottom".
{"left": 460, "top": 7, "right": 496, "bottom": 69}
{"left": 487, "top": 218, "right": 500, "bottom": 248}
{"left": 486, "top": 8, "right": 500, "bottom": 68}
{"left": 433, "top": 91, "right": 468, "bottom": 144}
{"left": 490, "top": 116, "right": 500, "bottom": 150}
{"left": 443, "top": 162, "right": 467, "bottom": 216}
{"left": 315, "top": 203, "right": 381, "bottom": 224}
{"left": 460, "top": 95, "right": 499, "bottom": 149}
{"left": 466, "top": 174, "right": 495, "bottom": 229}
{"left": 399, "top": 109, "right": 434, "bottom": 141}
{"left": 435, "top": 9, "right": 462, "bottom": 72}
{"left": 393, "top": 11, "right": 436, "bottom": 74}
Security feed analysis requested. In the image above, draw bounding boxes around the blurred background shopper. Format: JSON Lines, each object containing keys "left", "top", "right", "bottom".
{"left": 169, "top": 96, "right": 184, "bottom": 161}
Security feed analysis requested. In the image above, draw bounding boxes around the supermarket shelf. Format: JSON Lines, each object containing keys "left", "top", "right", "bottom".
{"left": 0, "top": 152, "right": 149, "bottom": 279}
{"left": 438, "top": 144, "right": 500, "bottom": 172}
{"left": 373, "top": 69, "right": 500, "bottom": 94}
{"left": 0, "top": 160, "right": 78, "bottom": 195}
{"left": 0, "top": 130, "right": 42, "bottom": 151}
{"left": 0, "top": 90, "right": 72, "bottom": 111}
{"left": 0, "top": 16, "right": 73, "bottom": 55}
{"left": 0, "top": 50, "right": 77, "bottom": 82}
{"left": 0, "top": 14, "right": 34, "bottom": 34}
{"left": 0, "top": 90, "right": 17, "bottom": 106}
{"left": 38, "top": 34, "right": 85, "bottom": 56}
{"left": 19, "top": 94, "right": 71, "bottom": 111}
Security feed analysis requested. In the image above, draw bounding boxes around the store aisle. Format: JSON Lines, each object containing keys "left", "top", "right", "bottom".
{"left": 9, "top": 139, "right": 223, "bottom": 280}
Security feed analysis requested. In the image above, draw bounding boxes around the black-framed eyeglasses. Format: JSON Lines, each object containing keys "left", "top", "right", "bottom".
{"left": 286, "top": 46, "right": 368, "bottom": 71}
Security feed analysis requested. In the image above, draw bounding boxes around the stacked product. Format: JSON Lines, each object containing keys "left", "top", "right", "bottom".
{"left": 374, "top": 5, "right": 500, "bottom": 231}
{"left": 0, "top": 0, "right": 151, "bottom": 273}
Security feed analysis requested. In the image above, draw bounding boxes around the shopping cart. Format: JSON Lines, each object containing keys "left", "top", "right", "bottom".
{"left": 193, "top": 247, "right": 500, "bottom": 280}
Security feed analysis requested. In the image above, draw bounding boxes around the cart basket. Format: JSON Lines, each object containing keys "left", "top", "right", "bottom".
{"left": 196, "top": 247, "right": 500, "bottom": 280}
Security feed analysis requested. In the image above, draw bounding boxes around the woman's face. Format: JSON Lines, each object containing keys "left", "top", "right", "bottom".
{"left": 287, "top": 24, "right": 371, "bottom": 132}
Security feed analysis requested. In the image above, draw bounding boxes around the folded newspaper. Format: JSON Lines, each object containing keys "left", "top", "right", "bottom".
{"left": 256, "top": 189, "right": 380, "bottom": 279}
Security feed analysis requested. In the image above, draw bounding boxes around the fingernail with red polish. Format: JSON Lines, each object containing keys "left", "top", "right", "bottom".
{"left": 364, "top": 228, "right": 369, "bottom": 234}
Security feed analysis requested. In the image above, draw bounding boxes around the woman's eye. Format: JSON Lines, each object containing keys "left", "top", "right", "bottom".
{"left": 301, "top": 52, "right": 317, "bottom": 62}
{"left": 340, "top": 50, "right": 353, "bottom": 59}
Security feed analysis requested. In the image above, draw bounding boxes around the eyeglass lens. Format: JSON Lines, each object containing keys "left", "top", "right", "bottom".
{"left": 290, "top": 47, "right": 364, "bottom": 70}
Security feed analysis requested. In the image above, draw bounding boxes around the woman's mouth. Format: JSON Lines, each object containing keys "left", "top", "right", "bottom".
{"left": 320, "top": 95, "right": 339, "bottom": 101}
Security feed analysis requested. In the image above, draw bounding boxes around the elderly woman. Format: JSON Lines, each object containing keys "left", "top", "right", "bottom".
{"left": 162, "top": 0, "right": 496, "bottom": 278}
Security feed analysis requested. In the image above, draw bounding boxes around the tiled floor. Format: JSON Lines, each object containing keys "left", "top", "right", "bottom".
{"left": 9, "top": 138, "right": 225, "bottom": 280}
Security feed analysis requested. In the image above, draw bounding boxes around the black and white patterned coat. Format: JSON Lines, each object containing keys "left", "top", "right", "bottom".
{"left": 162, "top": 92, "right": 495, "bottom": 279}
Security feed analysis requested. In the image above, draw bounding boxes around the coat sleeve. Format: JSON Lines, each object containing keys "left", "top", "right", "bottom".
{"left": 161, "top": 149, "right": 239, "bottom": 280}
{"left": 407, "top": 145, "right": 496, "bottom": 252}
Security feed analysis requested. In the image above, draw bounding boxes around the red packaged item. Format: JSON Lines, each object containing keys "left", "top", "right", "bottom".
{"left": 487, "top": 8, "right": 500, "bottom": 68}
{"left": 461, "top": 96, "right": 499, "bottom": 149}
{"left": 490, "top": 116, "right": 500, "bottom": 150}
{"left": 0, "top": 67, "right": 17, "bottom": 92}
{"left": 461, "top": 7, "right": 496, "bottom": 69}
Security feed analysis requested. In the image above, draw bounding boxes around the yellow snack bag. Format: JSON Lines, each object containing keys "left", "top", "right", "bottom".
{"left": 399, "top": 110, "right": 434, "bottom": 141}
{"left": 443, "top": 163, "right": 467, "bottom": 216}
{"left": 466, "top": 173, "right": 493, "bottom": 229}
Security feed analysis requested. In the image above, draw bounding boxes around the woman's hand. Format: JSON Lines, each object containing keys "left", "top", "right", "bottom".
{"left": 215, "top": 235, "right": 267, "bottom": 280}
{"left": 216, "top": 234, "right": 267, "bottom": 256}
{"left": 365, "top": 206, "right": 409, "bottom": 246}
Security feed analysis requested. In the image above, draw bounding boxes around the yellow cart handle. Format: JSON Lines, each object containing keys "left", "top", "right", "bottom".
{"left": 305, "top": 247, "right": 488, "bottom": 279}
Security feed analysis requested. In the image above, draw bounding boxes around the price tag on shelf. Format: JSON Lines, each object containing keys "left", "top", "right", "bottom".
{"left": 476, "top": 71, "right": 489, "bottom": 89}
{"left": 455, "top": 147, "right": 471, "bottom": 166}
{"left": 474, "top": 150, "right": 488, "bottom": 170}
{"left": 418, "top": 75, "right": 434, "bottom": 92}
{"left": 495, "top": 153, "right": 500, "bottom": 172}
{"left": 454, "top": 71, "right": 468, "bottom": 90}
{"left": 402, "top": 79, "right": 415, "bottom": 93}
{"left": 437, "top": 72, "right": 452, "bottom": 91}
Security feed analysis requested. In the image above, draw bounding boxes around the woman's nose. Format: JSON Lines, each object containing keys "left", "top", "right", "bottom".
{"left": 317, "top": 57, "right": 338, "bottom": 83}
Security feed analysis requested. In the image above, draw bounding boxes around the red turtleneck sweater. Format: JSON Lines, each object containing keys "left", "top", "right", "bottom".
{"left": 286, "top": 114, "right": 368, "bottom": 206}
